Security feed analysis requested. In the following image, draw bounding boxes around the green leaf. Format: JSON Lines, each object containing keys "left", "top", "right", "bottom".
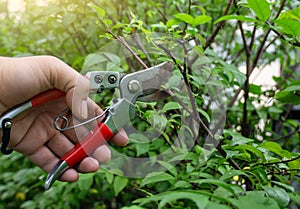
{"left": 220, "top": 170, "right": 246, "bottom": 181}
{"left": 135, "top": 143, "right": 150, "bottom": 156}
{"left": 62, "top": 13, "right": 77, "bottom": 27}
{"left": 174, "top": 13, "right": 195, "bottom": 25}
{"left": 121, "top": 206, "right": 147, "bottom": 209}
{"left": 230, "top": 191, "right": 280, "bottom": 209}
{"left": 224, "top": 130, "right": 254, "bottom": 145}
{"left": 288, "top": 157, "right": 300, "bottom": 178}
{"left": 134, "top": 190, "right": 210, "bottom": 209}
{"left": 252, "top": 167, "right": 269, "bottom": 184}
{"left": 233, "top": 144, "right": 266, "bottom": 161}
{"left": 214, "top": 15, "right": 258, "bottom": 24}
{"left": 206, "top": 202, "right": 232, "bottom": 209}
{"left": 114, "top": 176, "right": 128, "bottom": 196}
{"left": 279, "top": 7, "right": 300, "bottom": 21}
{"left": 249, "top": 84, "right": 262, "bottom": 95}
{"left": 275, "top": 80, "right": 300, "bottom": 104}
{"left": 275, "top": 90, "right": 300, "bottom": 105}
{"left": 194, "top": 15, "right": 212, "bottom": 25}
{"left": 260, "top": 142, "right": 291, "bottom": 158}
{"left": 161, "top": 102, "right": 181, "bottom": 112}
{"left": 77, "top": 173, "right": 94, "bottom": 191}
{"left": 157, "top": 160, "right": 177, "bottom": 176}
{"left": 88, "top": 3, "right": 105, "bottom": 18}
{"left": 192, "top": 179, "right": 235, "bottom": 194}
{"left": 274, "top": 19, "right": 300, "bottom": 37}
{"left": 172, "top": 181, "right": 192, "bottom": 189}
{"left": 271, "top": 181, "right": 295, "bottom": 193}
{"left": 263, "top": 186, "right": 290, "bottom": 208}
{"left": 141, "top": 172, "right": 175, "bottom": 187}
{"left": 222, "top": 64, "right": 246, "bottom": 87}
{"left": 248, "top": 0, "right": 271, "bottom": 21}
{"left": 105, "top": 171, "right": 114, "bottom": 184}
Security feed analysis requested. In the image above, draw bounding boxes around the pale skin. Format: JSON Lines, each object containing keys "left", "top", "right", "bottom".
{"left": 0, "top": 55, "right": 128, "bottom": 182}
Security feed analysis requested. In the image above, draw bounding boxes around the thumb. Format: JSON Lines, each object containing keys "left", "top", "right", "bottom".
{"left": 40, "top": 56, "right": 90, "bottom": 119}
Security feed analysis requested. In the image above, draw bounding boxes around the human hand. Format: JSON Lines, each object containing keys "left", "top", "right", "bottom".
{"left": 0, "top": 55, "right": 128, "bottom": 182}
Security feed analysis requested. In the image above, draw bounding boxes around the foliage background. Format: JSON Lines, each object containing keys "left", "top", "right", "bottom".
{"left": 0, "top": 0, "right": 299, "bottom": 208}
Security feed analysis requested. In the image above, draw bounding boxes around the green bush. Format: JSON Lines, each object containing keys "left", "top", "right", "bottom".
{"left": 0, "top": 0, "right": 299, "bottom": 208}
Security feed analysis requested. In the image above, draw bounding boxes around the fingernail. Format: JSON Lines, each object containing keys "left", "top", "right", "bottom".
{"left": 81, "top": 100, "right": 88, "bottom": 119}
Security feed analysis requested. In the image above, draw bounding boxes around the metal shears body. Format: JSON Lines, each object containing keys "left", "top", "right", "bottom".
{"left": 0, "top": 62, "right": 173, "bottom": 190}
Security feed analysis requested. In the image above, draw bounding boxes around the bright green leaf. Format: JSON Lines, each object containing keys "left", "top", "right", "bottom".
{"left": 214, "top": 15, "right": 258, "bottom": 24}
{"left": 274, "top": 19, "right": 300, "bottom": 36}
{"left": 248, "top": 0, "right": 271, "bottom": 21}
{"left": 174, "top": 13, "right": 195, "bottom": 25}
{"left": 260, "top": 142, "right": 291, "bottom": 158}
{"left": 87, "top": 3, "right": 106, "bottom": 18}
{"left": 279, "top": 7, "right": 300, "bottom": 21}
{"left": 161, "top": 102, "right": 181, "bottom": 112}
{"left": 194, "top": 15, "right": 212, "bottom": 25}
{"left": 224, "top": 130, "right": 254, "bottom": 145}
{"left": 114, "top": 176, "right": 128, "bottom": 196}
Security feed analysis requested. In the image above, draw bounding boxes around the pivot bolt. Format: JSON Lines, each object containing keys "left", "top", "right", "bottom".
{"left": 108, "top": 75, "right": 117, "bottom": 84}
{"left": 128, "top": 80, "right": 141, "bottom": 93}
{"left": 94, "top": 75, "right": 103, "bottom": 84}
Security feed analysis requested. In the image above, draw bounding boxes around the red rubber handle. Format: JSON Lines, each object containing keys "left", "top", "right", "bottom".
{"left": 31, "top": 89, "right": 66, "bottom": 107}
{"left": 62, "top": 122, "right": 114, "bottom": 167}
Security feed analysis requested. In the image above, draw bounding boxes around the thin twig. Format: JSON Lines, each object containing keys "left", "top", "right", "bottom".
{"left": 105, "top": 28, "right": 148, "bottom": 69}
{"left": 254, "top": 155, "right": 300, "bottom": 167}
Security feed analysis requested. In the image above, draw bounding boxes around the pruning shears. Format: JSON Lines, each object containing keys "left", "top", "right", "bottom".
{"left": 0, "top": 62, "right": 173, "bottom": 190}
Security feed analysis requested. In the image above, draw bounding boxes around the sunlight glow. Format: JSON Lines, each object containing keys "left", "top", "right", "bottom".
{"left": 7, "top": 0, "right": 49, "bottom": 12}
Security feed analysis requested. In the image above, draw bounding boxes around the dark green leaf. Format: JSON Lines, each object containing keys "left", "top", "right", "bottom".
{"left": 263, "top": 186, "right": 290, "bottom": 208}
{"left": 271, "top": 181, "right": 295, "bottom": 193}
{"left": 192, "top": 179, "right": 235, "bottom": 194}
{"left": 230, "top": 191, "right": 280, "bottom": 209}
{"left": 134, "top": 190, "right": 210, "bottom": 209}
